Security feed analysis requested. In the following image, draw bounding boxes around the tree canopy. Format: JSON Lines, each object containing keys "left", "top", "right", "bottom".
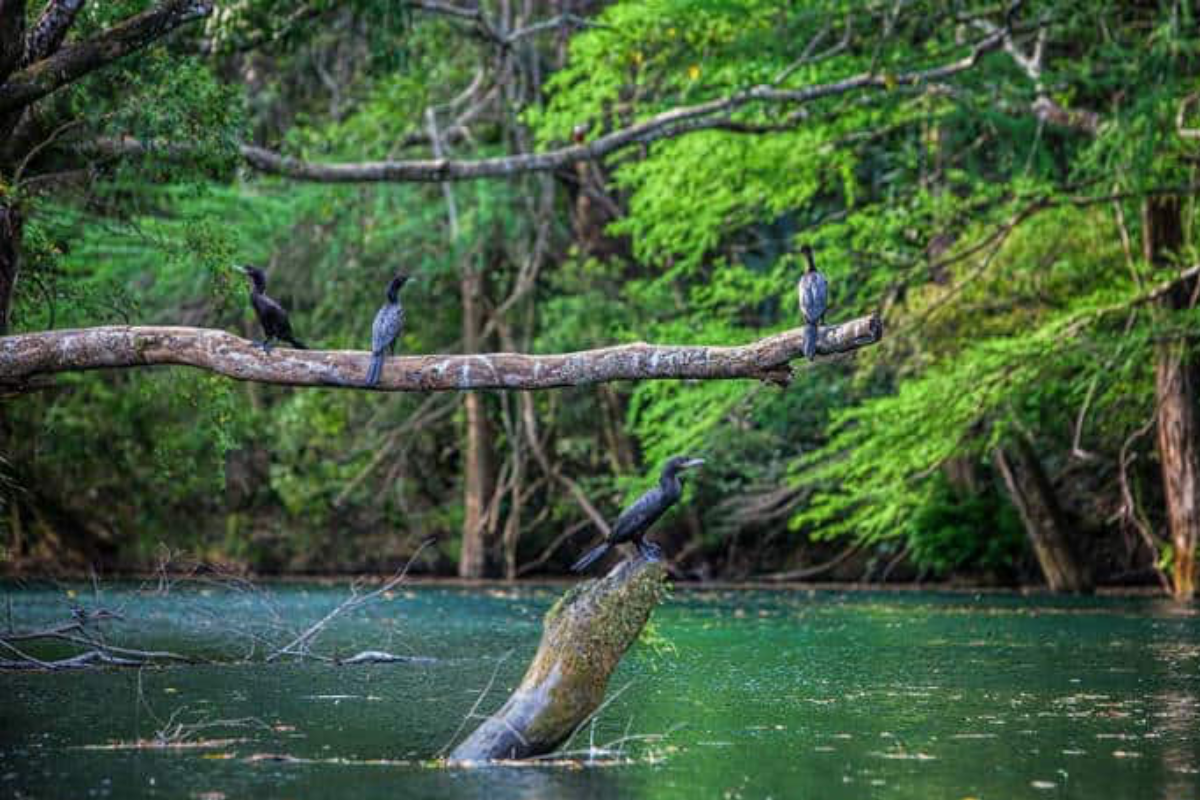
{"left": 1, "top": 0, "right": 1197, "bottom": 594}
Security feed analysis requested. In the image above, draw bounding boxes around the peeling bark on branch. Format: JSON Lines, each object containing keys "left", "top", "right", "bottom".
{"left": 1144, "top": 197, "right": 1200, "bottom": 600}
{"left": 23, "top": 0, "right": 86, "bottom": 65}
{"left": 0, "top": 315, "right": 882, "bottom": 391}
{"left": 0, "top": 0, "right": 212, "bottom": 115}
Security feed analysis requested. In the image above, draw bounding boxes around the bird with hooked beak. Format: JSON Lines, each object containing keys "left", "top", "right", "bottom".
{"left": 365, "top": 273, "right": 410, "bottom": 387}
{"left": 571, "top": 455, "right": 705, "bottom": 572}
{"left": 239, "top": 265, "right": 307, "bottom": 352}
{"left": 797, "top": 244, "right": 828, "bottom": 361}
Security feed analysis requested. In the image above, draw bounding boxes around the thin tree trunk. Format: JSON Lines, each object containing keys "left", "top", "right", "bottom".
{"left": 501, "top": 444, "right": 523, "bottom": 581}
{"left": 1143, "top": 196, "right": 1199, "bottom": 600}
{"left": 458, "top": 265, "right": 495, "bottom": 578}
{"left": 0, "top": 199, "right": 21, "bottom": 335}
{"left": 1156, "top": 348, "right": 1199, "bottom": 599}
{"left": 942, "top": 455, "right": 980, "bottom": 496}
{"left": 993, "top": 438, "right": 1091, "bottom": 593}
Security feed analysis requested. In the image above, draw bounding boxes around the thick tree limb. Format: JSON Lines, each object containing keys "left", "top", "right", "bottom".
{"left": 239, "top": 28, "right": 1007, "bottom": 184}
{"left": 0, "top": 315, "right": 882, "bottom": 391}
{"left": 0, "top": 0, "right": 212, "bottom": 115}
{"left": 23, "top": 0, "right": 86, "bottom": 65}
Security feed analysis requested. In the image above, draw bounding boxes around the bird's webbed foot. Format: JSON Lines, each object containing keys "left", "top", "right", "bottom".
{"left": 637, "top": 539, "right": 664, "bottom": 562}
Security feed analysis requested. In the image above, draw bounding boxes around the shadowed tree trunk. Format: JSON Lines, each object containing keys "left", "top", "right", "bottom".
{"left": 450, "top": 556, "right": 666, "bottom": 761}
{"left": 1143, "top": 196, "right": 1199, "bottom": 600}
{"left": 459, "top": 265, "right": 496, "bottom": 578}
{"left": 994, "top": 437, "right": 1091, "bottom": 593}
{"left": 0, "top": 199, "right": 21, "bottom": 335}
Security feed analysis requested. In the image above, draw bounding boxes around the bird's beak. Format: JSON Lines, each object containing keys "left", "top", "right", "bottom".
{"left": 681, "top": 458, "right": 706, "bottom": 470}
{"left": 237, "top": 266, "right": 250, "bottom": 275}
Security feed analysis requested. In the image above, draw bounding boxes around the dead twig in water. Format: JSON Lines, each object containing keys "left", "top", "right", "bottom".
{"left": 266, "top": 541, "right": 431, "bottom": 663}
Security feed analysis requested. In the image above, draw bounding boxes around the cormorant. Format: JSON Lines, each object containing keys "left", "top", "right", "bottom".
{"left": 797, "top": 244, "right": 828, "bottom": 361}
{"left": 239, "top": 265, "right": 307, "bottom": 352}
{"left": 365, "top": 273, "right": 409, "bottom": 387}
{"left": 571, "top": 456, "right": 705, "bottom": 572}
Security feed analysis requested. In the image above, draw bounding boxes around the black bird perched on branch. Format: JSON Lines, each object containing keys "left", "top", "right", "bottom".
{"left": 571, "top": 456, "right": 705, "bottom": 572}
{"left": 365, "top": 273, "right": 410, "bottom": 387}
{"left": 797, "top": 244, "right": 828, "bottom": 361}
{"left": 239, "top": 265, "right": 307, "bottom": 352}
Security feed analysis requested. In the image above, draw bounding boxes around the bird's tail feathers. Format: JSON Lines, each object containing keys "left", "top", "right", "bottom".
{"left": 365, "top": 353, "right": 385, "bottom": 387}
{"left": 571, "top": 543, "right": 611, "bottom": 573}
{"left": 803, "top": 322, "right": 817, "bottom": 361}
{"left": 287, "top": 337, "right": 308, "bottom": 350}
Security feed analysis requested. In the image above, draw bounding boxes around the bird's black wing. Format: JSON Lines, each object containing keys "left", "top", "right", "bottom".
{"left": 253, "top": 293, "right": 293, "bottom": 338}
{"left": 610, "top": 486, "right": 669, "bottom": 544}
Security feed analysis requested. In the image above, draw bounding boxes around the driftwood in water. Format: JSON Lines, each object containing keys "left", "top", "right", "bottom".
{"left": 450, "top": 557, "right": 666, "bottom": 762}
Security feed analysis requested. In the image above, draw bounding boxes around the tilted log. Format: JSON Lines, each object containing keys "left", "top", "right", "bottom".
{"left": 0, "top": 314, "right": 882, "bottom": 392}
{"left": 450, "top": 556, "right": 666, "bottom": 762}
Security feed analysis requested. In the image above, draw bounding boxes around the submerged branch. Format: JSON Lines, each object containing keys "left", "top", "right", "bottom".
{"left": 0, "top": 315, "right": 883, "bottom": 392}
{"left": 450, "top": 557, "right": 666, "bottom": 761}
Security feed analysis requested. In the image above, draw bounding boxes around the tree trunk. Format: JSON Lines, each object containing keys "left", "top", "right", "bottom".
{"left": 993, "top": 438, "right": 1091, "bottom": 592}
{"left": 1143, "top": 196, "right": 1199, "bottom": 600}
{"left": 458, "top": 266, "right": 495, "bottom": 578}
{"left": 450, "top": 556, "right": 666, "bottom": 762}
{"left": 942, "top": 455, "right": 980, "bottom": 496}
{"left": 0, "top": 199, "right": 21, "bottom": 335}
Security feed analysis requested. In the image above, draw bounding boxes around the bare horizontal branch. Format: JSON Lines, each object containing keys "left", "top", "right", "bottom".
{"left": 0, "top": 315, "right": 883, "bottom": 392}
{"left": 0, "top": 0, "right": 211, "bottom": 115}
{"left": 239, "top": 27, "right": 1008, "bottom": 184}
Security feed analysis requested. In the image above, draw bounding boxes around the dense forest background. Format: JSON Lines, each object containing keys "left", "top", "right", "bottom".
{"left": 1, "top": 0, "right": 1198, "bottom": 594}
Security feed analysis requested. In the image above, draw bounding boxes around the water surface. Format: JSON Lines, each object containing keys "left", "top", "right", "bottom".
{"left": 2, "top": 583, "right": 1197, "bottom": 799}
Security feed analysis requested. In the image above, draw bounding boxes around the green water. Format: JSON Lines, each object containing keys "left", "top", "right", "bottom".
{"left": 2, "top": 584, "right": 1198, "bottom": 799}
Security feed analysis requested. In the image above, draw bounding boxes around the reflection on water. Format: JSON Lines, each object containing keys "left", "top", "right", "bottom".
{"left": 1, "top": 584, "right": 1198, "bottom": 799}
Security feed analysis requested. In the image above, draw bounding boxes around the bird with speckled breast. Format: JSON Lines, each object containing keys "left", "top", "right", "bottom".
{"left": 797, "top": 244, "right": 828, "bottom": 361}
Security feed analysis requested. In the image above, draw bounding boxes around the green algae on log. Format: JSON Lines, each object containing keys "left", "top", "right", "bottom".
{"left": 449, "top": 557, "right": 667, "bottom": 762}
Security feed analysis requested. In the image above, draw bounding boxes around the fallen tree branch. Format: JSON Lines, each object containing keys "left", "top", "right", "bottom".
{"left": 760, "top": 544, "right": 863, "bottom": 582}
{"left": 0, "top": 314, "right": 883, "bottom": 391}
{"left": 0, "top": 607, "right": 194, "bottom": 670}
{"left": 265, "top": 543, "right": 429, "bottom": 662}
{"left": 449, "top": 557, "right": 665, "bottom": 761}
{"left": 0, "top": 649, "right": 149, "bottom": 670}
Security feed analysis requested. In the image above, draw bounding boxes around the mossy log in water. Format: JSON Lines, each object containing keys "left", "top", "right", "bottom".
{"left": 450, "top": 556, "right": 666, "bottom": 762}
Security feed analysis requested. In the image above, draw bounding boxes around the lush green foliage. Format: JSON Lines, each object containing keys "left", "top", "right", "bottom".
{"left": 4, "top": 0, "right": 1199, "bottom": 582}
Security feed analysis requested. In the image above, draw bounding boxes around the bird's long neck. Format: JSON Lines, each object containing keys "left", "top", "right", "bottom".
{"left": 659, "top": 470, "right": 682, "bottom": 496}
{"left": 386, "top": 282, "right": 401, "bottom": 303}
{"left": 803, "top": 250, "right": 817, "bottom": 273}
{"left": 249, "top": 275, "right": 266, "bottom": 294}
